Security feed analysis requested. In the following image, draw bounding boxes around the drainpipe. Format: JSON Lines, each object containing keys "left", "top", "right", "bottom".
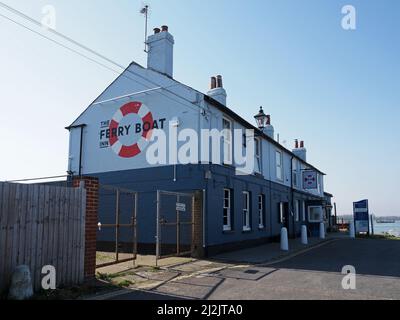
{"left": 65, "top": 124, "right": 87, "bottom": 177}
{"left": 291, "top": 156, "right": 296, "bottom": 239}
{"left": 202, "top": 188, "right": 207, "bottom": 254}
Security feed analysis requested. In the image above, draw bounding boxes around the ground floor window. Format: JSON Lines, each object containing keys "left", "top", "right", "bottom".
{"left": 258, "top": 194, "right": 265, "bottom": 229}
{"left": 295, "top": 200, "right": 300, "bottom": 222}
{"left": 223, "top": 189, "right": 232, "bottom": 231}
{"left": 308, "top": 206, "right": 323, "bottom": 222}
{"left": 279, "top": 202, "right": 284, "bottom": 224}
{"left": 302, "top": 201, "right": 306, "bottom": 221}
{"left": 243, "top": 191, "right": 251, "bottom": 231}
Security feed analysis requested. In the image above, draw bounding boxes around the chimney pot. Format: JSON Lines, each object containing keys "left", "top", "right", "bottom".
{"left": 210, "top": 77, "right": 217, "bottom": 90}
{"left": 207, "top": 75, "right": 227, "bottom": 105}
{"left": 266, "top": 115, "right": 271, "bottom": 126}
{"left": 153, "top": 27, "right": 161, "bottom": 34}
{"left": 161, "top": 25, "right": 169, "bottom": 32}
{"left": 295, "top": 139, "right": 299, "bottom": 149}
{"left": 216, "top": 75, "right": 223, "bottom": 88}
{"left": 293, "top": 140, "right": 306, "bottom": 161}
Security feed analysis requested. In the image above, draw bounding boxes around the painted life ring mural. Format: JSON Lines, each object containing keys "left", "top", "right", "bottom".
{"left": 109, "top": 101, "right": 154, "bottom": 158}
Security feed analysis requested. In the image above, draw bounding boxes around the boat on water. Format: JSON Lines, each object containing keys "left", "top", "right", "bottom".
{"left": 376, "top": 220, "right": 396, "bottom": 224}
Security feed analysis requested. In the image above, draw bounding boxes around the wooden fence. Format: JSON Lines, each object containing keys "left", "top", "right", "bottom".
{"left": 0, "top": 182, "right": 86, "bottom": 293}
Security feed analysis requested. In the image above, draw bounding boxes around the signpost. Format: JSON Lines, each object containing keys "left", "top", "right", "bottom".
{"left": 353, "top": 199, "right": 370, "bottom": 235}
{"left": 176, "top": 202, "right": 186, "bottom": 212}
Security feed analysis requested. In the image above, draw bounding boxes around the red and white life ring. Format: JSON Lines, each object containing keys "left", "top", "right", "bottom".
{"left": 109, "top": 101, "right": 154, "bottom": 158}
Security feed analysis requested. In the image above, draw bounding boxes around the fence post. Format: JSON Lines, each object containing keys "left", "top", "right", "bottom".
{"left": 73, "top": 177, "right": 99, "bottom": 280}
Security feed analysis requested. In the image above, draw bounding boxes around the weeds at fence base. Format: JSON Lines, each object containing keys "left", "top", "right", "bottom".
{"left": 31, "top": 280, "right": 118, "bottom": 300}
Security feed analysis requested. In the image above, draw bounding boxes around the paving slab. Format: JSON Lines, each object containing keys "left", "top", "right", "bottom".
{"left": 153, "top": 275, "right": 224, "bottom": 300}
{"left": 212, "top": 266, "right": 277, "bottom": 281}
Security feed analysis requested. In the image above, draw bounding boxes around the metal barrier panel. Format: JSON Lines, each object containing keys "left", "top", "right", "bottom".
{"left": 156, "top": 191, "right": 194, "bottom": 264}
{"left": 96, "top": 185, "right": 137, "bottom": 268}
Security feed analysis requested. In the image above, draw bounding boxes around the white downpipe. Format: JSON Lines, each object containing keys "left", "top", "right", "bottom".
{"left": 301, "top": 225, "right": 308, "bottom": 245}
{"left": 281, "top": 227, "right": 289, "bottom": 251}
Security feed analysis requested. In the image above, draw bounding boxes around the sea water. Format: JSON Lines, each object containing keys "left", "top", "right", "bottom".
{"left": 372, "top": 221, "right": 400, "bottom": 237}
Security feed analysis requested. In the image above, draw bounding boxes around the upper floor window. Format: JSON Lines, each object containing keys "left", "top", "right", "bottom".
{"left": 292, "top": 160, "right": 298, "bottom": 187}
{"left": 276, "top": 150, "right": 283, "bottom": 181}
{"left": 222, "top": 118, "right": 232, "bottom": 165}
{"left": 254, "top": 138, "right": 261, "bottom": 174}
{"left": 317, "top": 174, "right": 322, "bottom": 194}
{"left": 242, "top": 133, "right": 247, "bottom": 148}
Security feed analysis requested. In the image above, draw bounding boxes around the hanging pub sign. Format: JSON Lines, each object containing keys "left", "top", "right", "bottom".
{"left": 303, "top": 170, "right": 318, "bottom": 189}
{"left": 353, "top": 199, "right": 370, "bottom": 234}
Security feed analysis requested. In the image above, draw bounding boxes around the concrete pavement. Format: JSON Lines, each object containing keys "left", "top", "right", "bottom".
{"left": 211, "top": 235, "right": 338, "bottom": 264}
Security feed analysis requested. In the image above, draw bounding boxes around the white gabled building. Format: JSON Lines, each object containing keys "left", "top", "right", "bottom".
{"left": 67, "top": 26, "right": 332, "bottom": 256}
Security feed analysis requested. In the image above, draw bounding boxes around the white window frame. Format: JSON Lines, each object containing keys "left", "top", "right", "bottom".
{"left": 242, "top": 191, "right": 251, "bottom": 231}
{"left": 308, "top": 206, "right": 323, "bottom": 223}
{"left": 258, "top": 194, "right": 264, "bottom": 229}
{"left": 302, "top": 201, "right": 306, "bottom": 222}
{"left": 222, "top": 117, "right": 232, "bottom": 165}
{"left": 279, "top": 202, "right": 284, "bottom": 224}
{"left": 295, "top": 200, "right": 300, "bottom": 222}
{"left": 223, "top": 189, "right": 232, "bottom": 231}
{"left": 254, "top": 138, "right": 262, "bottom": 174}
{"left": 276, "top": 150, "right": 283, "bottom": 181}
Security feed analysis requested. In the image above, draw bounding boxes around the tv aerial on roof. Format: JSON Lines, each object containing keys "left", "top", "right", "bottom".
{"left": 140, "top": 2, "right": 151, "bottom": 52}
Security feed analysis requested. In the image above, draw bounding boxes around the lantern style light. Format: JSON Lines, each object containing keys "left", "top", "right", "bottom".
{"left": 254, "top": 106, "right": 268, "bottom": 129}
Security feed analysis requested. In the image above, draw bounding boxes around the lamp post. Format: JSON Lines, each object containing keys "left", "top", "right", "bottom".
{"left": 254, "top": 107, "right": 269, "bottom": 130}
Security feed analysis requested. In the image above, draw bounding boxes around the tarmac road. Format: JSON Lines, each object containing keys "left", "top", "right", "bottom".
{"left": 208, "top": 238, "right": 400, "bottom": 300}
{"left": 108, "top": 239, "right": 400, "bottom": 300}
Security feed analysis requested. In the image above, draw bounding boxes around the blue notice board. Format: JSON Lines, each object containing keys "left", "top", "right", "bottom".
{"left": 353, "top": 200, "right": 370, "bottom": 234}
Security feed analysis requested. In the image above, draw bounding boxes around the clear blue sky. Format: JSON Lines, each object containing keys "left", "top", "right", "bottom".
{"left": 0, "top": 0, "right": 399, "bottom": 216}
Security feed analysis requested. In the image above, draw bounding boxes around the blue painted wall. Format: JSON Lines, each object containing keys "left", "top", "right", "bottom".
{"left": 90, "top": 163, "right": 323, "bottom": 254}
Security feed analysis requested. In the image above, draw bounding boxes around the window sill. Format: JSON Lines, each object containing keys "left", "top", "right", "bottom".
{"left": 223, "top": 163, "right": 235, "bottom": 168}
